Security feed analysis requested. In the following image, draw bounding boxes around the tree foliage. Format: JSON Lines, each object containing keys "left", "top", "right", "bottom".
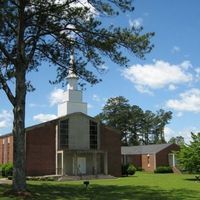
{"left": 168, "top": 136, "right": 185, "bottom": 145}
{"left": 177, "top": 132, "right": 200, "bottom": 173}
{"left": 0, "top": 0, "right": 154, "bottom": 87}
{"left": 0, "top": 0, "right": 154, "bottom": 192}
{"left": 96, "top": 96, "right": 172, "bottom": 145}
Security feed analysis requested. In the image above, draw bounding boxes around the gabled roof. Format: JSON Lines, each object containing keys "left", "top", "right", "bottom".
{"left": 121, "top": 143, "right": 173, "bottom": 155}
{"left": 0, "top": 112, "right": 120, "bottom": 138}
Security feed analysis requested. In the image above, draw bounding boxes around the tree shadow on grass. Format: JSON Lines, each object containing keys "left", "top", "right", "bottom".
{"left": 184, "top": 178, "right": 198, "bottom": 182}
{"left": 1, "top": 183, "right": 200, "bottom": 200}
{"left": 26, "top": 183, "right": 200, "bottom": 200}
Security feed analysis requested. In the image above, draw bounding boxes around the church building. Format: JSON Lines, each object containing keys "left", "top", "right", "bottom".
{"left": 0, "top": 57, "right": 121, "bottom": 177}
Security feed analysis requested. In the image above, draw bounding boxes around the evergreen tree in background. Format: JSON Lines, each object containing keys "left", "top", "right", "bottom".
{"left": 96, "top": 96, "right": 172, "bottom": 145}
{"left": 168, "top": 136, "right": 185, "bottom": 145}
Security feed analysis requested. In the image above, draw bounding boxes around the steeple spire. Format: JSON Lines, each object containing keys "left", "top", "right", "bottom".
{"left": 67, "top": 50, "right": 78, "bottom": 90}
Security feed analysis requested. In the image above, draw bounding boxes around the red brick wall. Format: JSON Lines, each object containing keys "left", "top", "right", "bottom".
{"left": 142, "top": 154, "right": 155, "bottom": 172}
{"left": 26, "top": 122, "right": 56, "bottom": 176}
{"left": 100, "top": 126, "right": 121, "bottom": 177}
{"left": 8, "top": 136, "right": 13, "bottom": 163}
{"left": 0, "top": 135, "right": 13, "bottom": 164}
{"left": 156, "top": 144, "right": 180, "bottom": 167}
{"left": 122, "top": 155, "right": 141, "bottom": 168}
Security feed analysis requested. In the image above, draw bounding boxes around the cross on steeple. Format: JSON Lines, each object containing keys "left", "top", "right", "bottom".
{"left": 67, "top": 53, "right": 78, "bottom": 90}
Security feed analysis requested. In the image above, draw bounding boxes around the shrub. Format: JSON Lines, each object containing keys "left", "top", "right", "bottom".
{"left": 127, "top": 164, "right": 136, "bottom": 175}
{"left": 1, "top": 163, "right": 13, "bottom": 177}
{"left": 154, "top": 166, "right": 173, "bottom": 173}
{"left": 1, "top": 164, "right": 6, "bottom": 177}
{"left": 122, "top": 164, "right": 129, "bottom": 176}
{"left": 122, "top": 164, "right": 137, "bottom": 176}
{"left": 5, "top": 163, "right": 13, "bottom": 177}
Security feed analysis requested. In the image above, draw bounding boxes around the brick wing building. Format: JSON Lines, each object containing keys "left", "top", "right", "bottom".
{"left": 121, "top": 143, "right": 180, "bottom": 172}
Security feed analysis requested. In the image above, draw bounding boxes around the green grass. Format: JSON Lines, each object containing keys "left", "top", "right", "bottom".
{"left": 0, "top": 172, "right": 200, "bottom": 200}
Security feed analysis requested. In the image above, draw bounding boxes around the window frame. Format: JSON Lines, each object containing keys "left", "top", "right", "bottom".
{"left": 89, "top": 120, "right": 98, "bottom": 149}
{"left": 58, "top": 119, "right": 69, "bottom": 149}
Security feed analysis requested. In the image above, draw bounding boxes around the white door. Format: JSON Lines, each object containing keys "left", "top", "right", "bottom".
{"left": 77, "top": 157, "right": 86, "bottom": 174}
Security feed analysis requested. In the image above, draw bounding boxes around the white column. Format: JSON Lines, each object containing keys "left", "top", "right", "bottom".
{"left": 172, "top": 154, "right": 176, "bottom": 167}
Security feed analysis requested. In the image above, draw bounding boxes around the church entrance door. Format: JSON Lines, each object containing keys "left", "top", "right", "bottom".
{"left": 77, "top": 157, "right": 86, "bottom": 174}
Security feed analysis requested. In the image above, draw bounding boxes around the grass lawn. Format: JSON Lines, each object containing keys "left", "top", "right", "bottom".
{"left": 0, "top": 172, "right": 199, "bottom": 200}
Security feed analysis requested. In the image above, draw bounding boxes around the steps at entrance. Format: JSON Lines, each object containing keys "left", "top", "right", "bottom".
{"left": 172, "top": 166, "right": 182, "bottom": 174}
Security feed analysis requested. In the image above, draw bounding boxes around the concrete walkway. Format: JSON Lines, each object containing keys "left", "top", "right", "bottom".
{"left": 0, "top": 178, "right": 12, "bottom": 184}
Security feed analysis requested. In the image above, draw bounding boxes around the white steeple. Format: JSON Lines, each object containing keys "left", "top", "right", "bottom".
{"left": 57, "top": 53, "right": 87, "bottom": 117}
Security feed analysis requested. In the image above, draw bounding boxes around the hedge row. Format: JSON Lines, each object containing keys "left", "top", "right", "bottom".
{"left": 154, "top": 166, "right": 173, "bottom": 173}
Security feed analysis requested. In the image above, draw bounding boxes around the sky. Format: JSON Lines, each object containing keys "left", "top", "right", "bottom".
{"left": 1, "top": 0, "right": 200, "bottom": 143}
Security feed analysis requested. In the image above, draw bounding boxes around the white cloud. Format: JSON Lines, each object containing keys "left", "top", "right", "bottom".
{"left": 195, "top": 67, "right": 200, "bottom": 80}
{"left": 0, "top": 121, "right": 7, "bottom": 129}
{"left": 29, "top": 103, "right": 47, "bottom": 108}
{"left": 164, "top": 126, "right": 194, "bottom": 144}
{"left": 88, "top": 104, "right": 94, "bottom": 109}
{"left": 164, "top": 127, "right": 176, "bottom": 142}
{"left": 33, "top": 114, "right": 57, "bottom": 123}
{"left": 122, "top": 60, "right": 193, "bottom": 94}
{"left": 177, "top": 127, "right": 198, "bottom": 144}
{"left": 92, "top": 95, "right": 108, "bottom": 105}
{"left": 171, "top": 46, "right": 180, "bottom": 53}
{"left": 135, "top": 85, "right": 153, "bottom": 95}
{"left": 168, "top": 84, "right": 177, "bottom": 91}
{"left": 177, "top": 112, "right": 183, "bottom": 117}
{"left": 180, "top": 60, "right": 192, "bottom": 70}
{"left": 49, "top": 88, "right": 65, "bottom": 106}
{"left": 129, "top": 18, "right": 143, "bottom": 28}
{"left": 0, "top": 110, "right": 13, "bottom": 129}
{"left": 92, "top": 94, "right": 101, "bottom": 102}
{"left": 100, "top": 65, "right": 109, "bottom": 72}
{"left": 166, "top": 88, "right": 200, "bottom": 113}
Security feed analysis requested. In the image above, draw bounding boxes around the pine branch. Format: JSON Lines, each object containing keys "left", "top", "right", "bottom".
{"left": 0, "top": 70, "right": 15, "bottom": 106}
{"left": 0, "top": 43, "right": 16, "bottom": 64}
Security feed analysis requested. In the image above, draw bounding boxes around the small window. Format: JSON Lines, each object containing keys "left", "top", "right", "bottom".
{"left": 59, "top": 119, "right": 69, "bottom": 149}
{"left": 90, "top": 121, "right": 98, "bottom": 149}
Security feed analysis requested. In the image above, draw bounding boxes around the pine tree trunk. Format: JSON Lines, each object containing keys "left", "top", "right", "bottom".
{"left": 12, "top": 66, "right": 27, "bottom": 192}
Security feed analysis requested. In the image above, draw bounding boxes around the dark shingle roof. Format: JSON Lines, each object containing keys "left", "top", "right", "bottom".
{"left": 121, "top": 143, "right": 172, "bottom": 155}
